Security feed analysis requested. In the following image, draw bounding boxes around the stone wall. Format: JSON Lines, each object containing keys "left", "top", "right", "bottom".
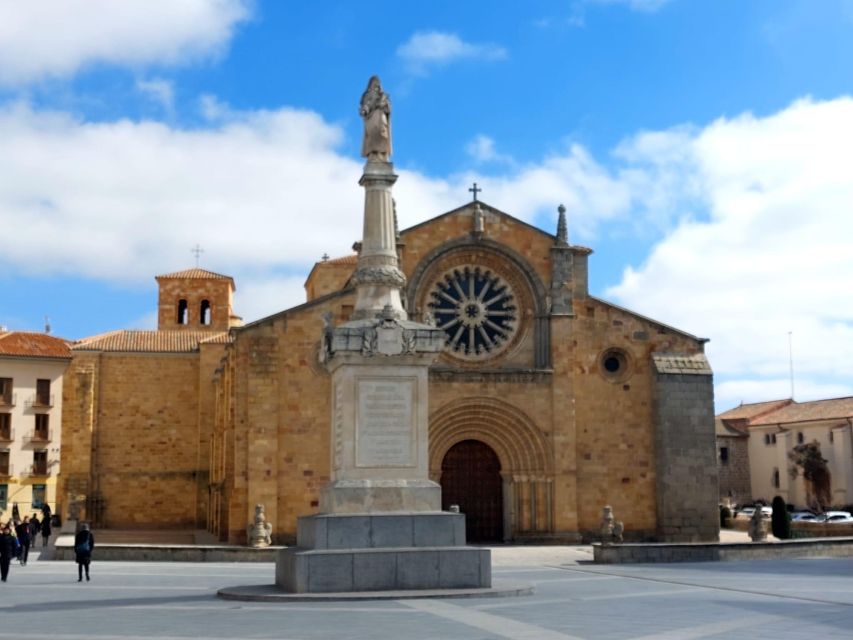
{"left": 718, "top": 435, "right": 751, "bottom": 506}
{"left": 61, "top": 348, "right": 225, "bottom": 529}
{"left": 653, "top": 369, "right": 719, "bottom": 542}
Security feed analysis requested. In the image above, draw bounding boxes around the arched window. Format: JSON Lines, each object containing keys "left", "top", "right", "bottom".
{"left": 177, "top": 299, "right": 189, "bottom": 325}
{"left": 200, "top": 300, "right": 212, "bottom": 326}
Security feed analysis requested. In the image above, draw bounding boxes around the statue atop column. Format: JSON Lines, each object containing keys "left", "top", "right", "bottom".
{"left": 360, "top": 76, "right": 392, "bottom": 161}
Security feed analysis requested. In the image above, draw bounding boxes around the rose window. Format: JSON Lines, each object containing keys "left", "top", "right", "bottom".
{"left": 427, "top": 265, "right": 518, "bottom": 360}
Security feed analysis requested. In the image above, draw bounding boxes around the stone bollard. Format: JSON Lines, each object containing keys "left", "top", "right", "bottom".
{"left": 247, "top": 504, "right": 273, "bottom": 548}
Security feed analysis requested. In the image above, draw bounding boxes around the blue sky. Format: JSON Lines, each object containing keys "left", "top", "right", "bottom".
{"left": 1, "top": 0, "right": 852, "bottom": 410}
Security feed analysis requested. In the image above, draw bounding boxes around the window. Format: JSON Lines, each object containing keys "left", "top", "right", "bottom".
{"left": 35, "top": 379, "right": 50, "bottom": 406}
{"left": 771, "top": 434, "right": 777, "bottom": 444}
{"left": 34, "top": 414, "right": 49, "bottom": 440}
{"left": 720, "top": 447, "right": 729, "bottom": 463}
{"left": 0, "top": 377, "right": 11, "bottom": 404}
{"left": 200, "top": 299, "right": 212, "bottom": 325}
{"left": 32, "top": 450, "right": 48, "bottom": 475}
{"left": 0, "top": 484, "right": 7, "bottom": 510}
{"left": 797, "top": 432, "right": 804, "bottom": 444}
{"left": 0, "top": 413, "right": 10, "bottom": 440}
{"left": 764, "top": 433, "right": 771, "bottom": 445}
{"left": 32, "top": 484, "right": 46, "bottom": 510}
{"left": 830, "top": 431, "right": 835, "bottom": 443}
{"left": 177, "top": 299, "right": 189, "bottom": 325}
{"left": 0, "top": 451, "right": 9, "bottom": 475}
{"left": 772, "top": 468, "right": 780, "bottom": 489}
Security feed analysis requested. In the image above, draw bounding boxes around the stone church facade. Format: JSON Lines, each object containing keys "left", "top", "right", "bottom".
{"left": 206, "top": 200, "right": 718, "bottom": 544}
{"left": 60, "top": 202, "right": 718, "bottom": 544}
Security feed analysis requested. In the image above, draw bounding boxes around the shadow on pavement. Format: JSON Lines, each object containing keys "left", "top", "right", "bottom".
{"left": 3, "top": 593, "right": 216, "bottom": 614}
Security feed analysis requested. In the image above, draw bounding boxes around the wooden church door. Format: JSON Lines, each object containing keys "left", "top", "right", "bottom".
{"left": 441, "top": 440, "right": 503, "bottom": 542}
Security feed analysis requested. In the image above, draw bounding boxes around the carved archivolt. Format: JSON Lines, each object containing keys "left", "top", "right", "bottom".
{"left": 429, "top": 397, "right": 552, "bottom": 477}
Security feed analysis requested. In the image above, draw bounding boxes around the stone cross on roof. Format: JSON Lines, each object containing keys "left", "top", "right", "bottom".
{"left": 191, "top": 244, "right": 204, "bottom": 266}
{"left": 468, "top": 182, "right": 482, "bottom": 202}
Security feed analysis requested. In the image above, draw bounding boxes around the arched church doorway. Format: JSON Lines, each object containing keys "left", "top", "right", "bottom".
{"left": 441, "top": 440, "right": 503, "bottom": 543}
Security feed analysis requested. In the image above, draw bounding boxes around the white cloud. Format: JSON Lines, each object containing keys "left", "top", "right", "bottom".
{"left": 0, "top": 0, "right": 251, "bottom": 85}
{"left": 136, "top": 78, "right": 176, "bottom": 114}
{"left": 234, "top": 275, "right": 311, "bottom": 324}
{"left": 396, "top": 32, "right": 507, "bottom": 74}
{"left": 606, "top": 97, "right": 853, "bottom": 406}
{"left": 465, "top": 135, "right": 513, "bottom": 165}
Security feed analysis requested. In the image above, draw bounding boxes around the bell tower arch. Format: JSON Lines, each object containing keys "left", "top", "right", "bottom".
{"left": 155, "top": 268, "right": 241, "bottom": 331}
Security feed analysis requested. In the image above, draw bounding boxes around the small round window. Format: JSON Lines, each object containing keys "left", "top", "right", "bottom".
{"left": 599, "top": 348, "right": 632, "bottom": 382}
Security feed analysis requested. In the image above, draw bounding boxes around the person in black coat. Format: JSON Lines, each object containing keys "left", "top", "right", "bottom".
{"left": 14, "top": 517, "right": 31, "bottom": 566}
{"left": 74, "top": 523, "right": 94, "bottom": 582}
{"left": 40, "top": 516, "right": 52, "bottom": 548}
{"left": 0, "top": 523, "right": 15, "bottom": 582}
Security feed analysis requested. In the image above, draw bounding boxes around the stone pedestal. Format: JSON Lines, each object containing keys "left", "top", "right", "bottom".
{"left": 277, "top": 512, "right": 490, "bottom": 593}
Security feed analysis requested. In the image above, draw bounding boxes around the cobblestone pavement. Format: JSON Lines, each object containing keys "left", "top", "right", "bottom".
{"left": 2, "top": 547, "right": 852, "bottom": 639}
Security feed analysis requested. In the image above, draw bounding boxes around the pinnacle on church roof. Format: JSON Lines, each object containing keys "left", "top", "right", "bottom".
{"left": 555, "top": 204, "right": 569, "bottom": 246}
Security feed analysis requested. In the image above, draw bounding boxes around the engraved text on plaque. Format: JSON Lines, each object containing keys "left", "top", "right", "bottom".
{"left": 356, "top": 378, "right": 415, "bottom": 467}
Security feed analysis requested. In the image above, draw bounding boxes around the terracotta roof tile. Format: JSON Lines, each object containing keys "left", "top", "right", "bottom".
{"left": 73, "top": 330, "right": 230, "bottom": 353}
{"left": 716, "top": 418, "right": 748, "bottom": 437}
{"left": 717, "top": 399, "right": 794, "bottom": 421}
{"left": 320, "top": 254, "right": 358, "bottom": 266}
{"left": 0, "top": 332, "right": 72, "bottom": 359}
{"left": 748, "top": 396, "right": 853, "bottom": 426}
{"left": 156, "top": 268, "right": 235, "bottom": 283}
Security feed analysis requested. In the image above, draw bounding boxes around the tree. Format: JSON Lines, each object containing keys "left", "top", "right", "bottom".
{"left": 788, "top": 441, "right": 832, "bottom": 511}
{"left": 771, "top": 495, "right": 791, "bottom": 539}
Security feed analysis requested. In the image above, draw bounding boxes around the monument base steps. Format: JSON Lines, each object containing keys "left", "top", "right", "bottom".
{"left": 276, "top": 512, "right": 491, "bottom": 593}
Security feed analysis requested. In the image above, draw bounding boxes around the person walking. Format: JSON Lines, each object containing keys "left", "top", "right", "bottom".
{"left": 15, "top": 517, "right": 31, "bottom": 566}
{"left": 0, "top": 523, "right": 15, "bottom": 582}
{"left": 74, "top": 523, "right": 94, "bottom": 582}
{"left": 40, "top": 515, "right": 52, "bottom": 548}
{"left": 29, "top": 514, "right": 41, "bottom": 543}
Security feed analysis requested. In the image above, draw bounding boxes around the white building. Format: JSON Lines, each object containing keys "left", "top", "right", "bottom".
{"left": 718, "top": 397, "right": 853, "bottom": 509}
{"left": 0, "top": 331, "right": 71, "bottom": 522}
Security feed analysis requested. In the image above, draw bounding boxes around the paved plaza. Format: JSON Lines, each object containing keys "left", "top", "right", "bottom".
{"left": 2, "top": 546, "right": 853, "bottom": 639}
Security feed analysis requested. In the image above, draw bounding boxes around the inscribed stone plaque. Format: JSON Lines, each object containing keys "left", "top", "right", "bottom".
{"left": 356, "top": 378, "right": 415, "bottom": 467}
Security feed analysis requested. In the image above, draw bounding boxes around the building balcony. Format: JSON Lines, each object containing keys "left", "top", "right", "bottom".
{"left": 25, "top": 394, "right": 54, "bottom": 409}
{"left": 0, "top": 429, "right": 13, "bottom": 443}
{"left": 22, "top": 464, "right": 51, "bottom": 477}
{"left": 0, "top": 393, "right": 15, "bottom": 409}
{"left": 25, "top": 429, "right": 52, "bottom": 444}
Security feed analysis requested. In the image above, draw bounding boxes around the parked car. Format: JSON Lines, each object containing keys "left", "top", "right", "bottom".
{"left": 791, "top": 511, "right": 820, "bottom": 522}
{"left": 737, "top": 506, "right": 772, "bottom": 519}
{"left": 823, "top": 511, "right": 853, "bottom": 524}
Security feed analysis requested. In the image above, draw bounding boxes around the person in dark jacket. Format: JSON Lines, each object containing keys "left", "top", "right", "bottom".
{"left": 29, "top": 514, "right": 41, "bottom": 541}
{"left": 74, "top": 523, "right": 94, "bottom": 582}
{"left": 40, "top": 516, "right": 52, "bottom": 548}
{"left": 15, "top": 517, "right": 31, "bottom": 566}
{"left": 0, "top": 523, "right": 15, "bottom": 582}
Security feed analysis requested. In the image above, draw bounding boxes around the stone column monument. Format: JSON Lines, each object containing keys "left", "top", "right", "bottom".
{"left": 276, "top": 76, "right": 491, "bottom": 593}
